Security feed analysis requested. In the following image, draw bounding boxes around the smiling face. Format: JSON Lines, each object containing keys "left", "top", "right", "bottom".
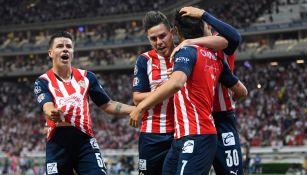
{"left": 147, "top": 23, "right": 174, "bottom": 58}
{"left": 48, "top": 37, "right": 74, "bottom": 68}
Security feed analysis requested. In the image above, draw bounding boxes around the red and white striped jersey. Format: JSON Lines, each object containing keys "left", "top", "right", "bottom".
{"left": 39, "top": 68, "right": 93, "bottom": 140}
{"left": 173, "top": 45, "right": 222, "bottom": 139}
{"left": 133, "top": 50, "right": 174, "bottom": 133}
{"left": 213, "top": 51, "right": 236, "bottom": 112}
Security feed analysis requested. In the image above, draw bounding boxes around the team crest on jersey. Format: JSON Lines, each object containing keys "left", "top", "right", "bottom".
{"left": 139, "top": 159, "right": 146, "bottom": 170}
{"left": 222, "top": 132, "right": 235, "bottom": 146}
{"left": 46, "top": 162, "right": 58, "bottom": 174}
{"left": 182, "top": 140, "right": 194, "bottom": 153}
{"left": 37, "top": 94, "right": 45, "bottom": 103}
{"left": 90, "top": 138, "right": 100, "bottom": 149}
{"left": 133, "top": 77, "right": 139, "bottom": 87}
{"left": 78, "top": 80, "right": 86, "bottom": 89}
{"left": 34, "top": 85, "right": 41, "bottom": 95}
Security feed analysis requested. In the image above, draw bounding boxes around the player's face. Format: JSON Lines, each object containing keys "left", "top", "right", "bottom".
{"left": 147, "top": 23, "right": 174, "bottom": 57}
{"left": 48, "top": 37, "right": 74, "bottom": 67}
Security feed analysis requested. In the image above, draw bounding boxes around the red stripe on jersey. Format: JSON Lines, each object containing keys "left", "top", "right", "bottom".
{"left": 141, "top": 111, "right": 149, "bottom": 131}
{"left": 152, "top": 103, "right": 162, "bottom": 133}
{"left": 46, "top": 70, "right": 64, "bottom": 98}
{"left": 213, "top": 51, "right": 236, "bottom": 112}
{"left": 148, "top": 50, "right": 161, "bottom": 81}
{"left": 174, "top": 94, "right": 185, "bottom": 138}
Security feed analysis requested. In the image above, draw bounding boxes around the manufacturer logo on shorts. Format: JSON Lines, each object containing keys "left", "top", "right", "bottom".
{"left": 90, "top": 138, "right": 100, "bottom": 149}
{"left": 230, "top": 170, "right": 238, "bottom": 175}
{"left": 46, "top": 162, "right": 58, "bottom": 174}
{"left": 139, "top": 159, "right": 147, "bottom": 170}
{"left": 182, "top": 140, "right": 194, "bottom": 153}
{"left": 222, "top": 132, "right": 235, "bottom": 146}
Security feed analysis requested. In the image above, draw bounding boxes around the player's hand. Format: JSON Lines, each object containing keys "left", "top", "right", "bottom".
{"left": 47, "top": 109, "right": 63, "bottom": 123}
{"left": 129, "top": 105, "right": 144, "bottom": 128}
{"left": 170, "top": 40, "right": 191, "bottom": 62}
{"left": 180, "top": 6, "right": 205, "bottom": 19}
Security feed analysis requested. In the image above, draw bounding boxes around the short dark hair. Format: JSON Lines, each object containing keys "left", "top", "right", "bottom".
{"left": 143, "top": 11, "right": 171, "bottom": 32}
{"left": 48, "top": 31, "right": 74, "bottom": 49}
{"left": 174, "top": 10, "right": 204, "bottom": 39}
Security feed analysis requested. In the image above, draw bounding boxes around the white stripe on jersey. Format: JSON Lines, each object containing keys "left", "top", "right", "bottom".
{"left": 183, "top": 84, "right": 200, "bottom": 134}
{"left": 146, "top": 109, "right": 154, "bottom": 133}
{"left": 218, "top": 84, "right": 227, "bottom": 111}
{"left": 158, "top": 55, "right": 168, "bottom": 80}
{"left": 178, "top": 90, "right": 189, "bottom": 136}
{"left": 174, "top": 104, "right": 180, "bottom": 138}
{"left": 71, "top": 77, "right": 85, "bottom": 133}
{"left": 160, "top": 99, "right": 168, "bottom": 133}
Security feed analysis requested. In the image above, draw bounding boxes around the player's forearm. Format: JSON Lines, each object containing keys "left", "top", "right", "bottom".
{"left": 202, "top": 12, "right": 241, "bottom": 53}
{"left": 184, "top": 36, "right": 228, "bottom": 51}
{"left": 101, "top": 100, "right": 135, "bottom": 116}
{"left": 230, "top": 80, "right": 248, "bottom": 99}
{"left": 137, "top": 72, "right": 186, "bottom": 112}
{"left": 133, "top": 92, "right": 152, "bottom": 105}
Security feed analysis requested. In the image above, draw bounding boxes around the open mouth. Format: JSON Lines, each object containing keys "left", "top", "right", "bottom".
{"left": 61, "top": 54, "right": 69, "bottom": 60}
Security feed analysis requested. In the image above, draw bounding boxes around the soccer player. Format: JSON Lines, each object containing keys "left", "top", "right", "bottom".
{"left": 132, "top": 11, "right": 229, "bottom": 175}
{"left": 130, "top": 11, "right": 242, "bottom": 175}
{"left": 34, "top": 31, "right": 135, "bottom": 175}
{"left": 177, "top": 6, "right": 248, "bottom": 175}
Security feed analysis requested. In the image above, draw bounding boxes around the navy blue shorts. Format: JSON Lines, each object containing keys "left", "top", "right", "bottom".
{"left": 138, "top": 132, "right": 173, "bottom": 175}
{"left": 46, "top": 127, "right": 107, "bottom": 175}
{"left": 162, "top": 134, "right": 217, "bottom": 175}
{"left": 212, "top": 110, "right": 243, "bottom": 175}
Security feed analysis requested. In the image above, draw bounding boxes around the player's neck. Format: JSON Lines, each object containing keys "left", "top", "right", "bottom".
{"left": 52, "top": 66, "right": 72, "bottom": 82}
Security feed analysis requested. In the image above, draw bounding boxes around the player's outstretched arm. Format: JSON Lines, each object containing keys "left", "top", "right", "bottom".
{"left": 100, "top": 100, "right": 135, "bottom": 116}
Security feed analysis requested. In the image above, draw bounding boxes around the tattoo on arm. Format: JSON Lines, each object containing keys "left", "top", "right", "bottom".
{"left": 115, "top": 102, "right": 122, "bottom": 113}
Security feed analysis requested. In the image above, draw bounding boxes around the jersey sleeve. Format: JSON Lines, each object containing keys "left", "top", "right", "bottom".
{"left": 87, "top": 71, "right": 111, "bottom": 106}
{"left": 202, "top": 12, "right": 241, "bottom": 55}
{"left": 132, "top": 55, "right": 150, "bottom": 92}
{"left": 173, "top": 46, "right": 197, "bottom": 78}
{"left": 218, "top": 59, "right": 239, "bottom": 88}
{"left": 34, "top": 78, "right": 53, "bottom": 109}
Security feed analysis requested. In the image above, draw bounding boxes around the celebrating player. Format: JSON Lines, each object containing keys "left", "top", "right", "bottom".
{"left": 34, "top": 31, "right": 135, "bottom": 175}
{"left": 175, "top": 6, "right": 248, "bottom": 175}
{"left": 130, "top": 10, "right": 242, "bottom": 175}
{"left": 131, "top": 11, "right": 229, "bottom": 175}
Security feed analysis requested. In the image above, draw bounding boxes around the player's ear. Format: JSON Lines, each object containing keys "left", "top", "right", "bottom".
{"left": 170, "top": 27, "right": 177, "bottom": 35}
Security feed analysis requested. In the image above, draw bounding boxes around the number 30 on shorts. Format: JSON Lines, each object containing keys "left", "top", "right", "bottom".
{"left": 225, "top": 149, "right": 239, "bottom": 167}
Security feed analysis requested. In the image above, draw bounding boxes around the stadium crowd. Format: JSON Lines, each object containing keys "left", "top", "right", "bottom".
{"left": 0, "top": 60, "right": 306, "bottom": 173}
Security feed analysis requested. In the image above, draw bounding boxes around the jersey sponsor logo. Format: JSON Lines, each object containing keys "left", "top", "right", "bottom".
{"left": 37, "top": 94, "right": 45, "bottom": 103}
{"left": 175, "top": 57, "right": 190, "bottom": 63}
{"left": 139, "top": 159, "right": 147, "bottom": 170}
{"left": 46, "top": 162, "right": 58, "bottom": 174}
{"left": 222, "top": 132, "right": 235, "bottom": 146}
{"left": 134, "top": 65, "right": 138, "bottom": 75}
{"left": 34, "top": 85, "right": 42, "bottom": 95}
{"left": 182, "top": 140, "right": 194, "bottom": 153}
{"left": 200, "top": 50, "right": 216, "bottom": 60}
{"left": 78, "top": 80, "right": 86, "bottom": 89}
{"left": 90, "top": 138, "right": 100, "bottom": 149}
{"left": 133, "top": 77, "right": 139, "bottom": 87}
{"left": 58, "top": 94, "right": 83, "bottom": 108}
{"left": 230, "top": 170, "right": 238, "bottom": 175}
{"left": 152, "top": 64, "right": 160, "bottom": 69}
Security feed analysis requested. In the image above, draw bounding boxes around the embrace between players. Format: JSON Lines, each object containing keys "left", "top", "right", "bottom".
{"left": 34, "top": 6, "right": 247, "bottom": 175}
